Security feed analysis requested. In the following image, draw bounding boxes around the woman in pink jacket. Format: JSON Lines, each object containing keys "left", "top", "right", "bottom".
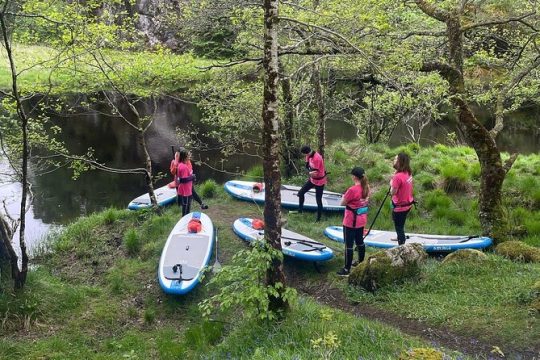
{"left": 390, "top": 152, "right": 414, "bottom": 245}
{"left": 337, "top": 167, "right": 370, "bottom": 276}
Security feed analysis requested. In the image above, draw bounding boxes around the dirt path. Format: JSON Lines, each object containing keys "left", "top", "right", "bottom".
{"left": 284, "top": 266, "right": 539, "bottom": 359}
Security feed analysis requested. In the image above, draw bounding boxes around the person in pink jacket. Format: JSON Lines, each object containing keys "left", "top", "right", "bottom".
{"left": 298, "top": 145, "right": 327, "bottom": 222}
{"left": 337, "top": 167, "right": 370, "bottom": 276}
{"left": 170, "top": 149, "right": 208, "bottom": 210}
{"left": 176, "top": 148, "right": 194, "bottom": 216}
{"left": 390, "top": 152, "right": 414, "bottom": 245}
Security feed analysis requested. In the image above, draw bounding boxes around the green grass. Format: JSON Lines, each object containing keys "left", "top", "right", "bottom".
{"left": 1, "top": 142, "right": 539, "bottom": 358}
{"left": 0, "top": 44, "right": 215, "bottom": 95}
{"left": 346, "top": 256, "right": 540, "bottom": 348}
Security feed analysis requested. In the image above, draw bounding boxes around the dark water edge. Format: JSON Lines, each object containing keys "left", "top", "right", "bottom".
{"left": 2, "top": 95, "right": 538, "bottom": 253}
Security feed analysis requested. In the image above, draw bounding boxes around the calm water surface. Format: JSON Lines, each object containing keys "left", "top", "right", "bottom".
{"left": 3, "top": 97, "right": 538, "bottom": 253}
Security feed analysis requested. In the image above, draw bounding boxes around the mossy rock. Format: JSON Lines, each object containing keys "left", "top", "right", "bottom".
{"left": 442, "top": 249, "right": 487, "bottom": 264}
{"left": 495, "top": 241, "right": 540, "bottom": 263}
{"left": 349, "top": 243, "right": 428, "bottom": 292}
{"left": 399, "top": 347, "right": 444, "bottom": 360}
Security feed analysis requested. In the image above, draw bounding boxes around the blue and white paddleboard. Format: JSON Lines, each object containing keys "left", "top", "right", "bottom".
{"left": 224, "top": 180, "right": 344, "bottom": 212}
{"left": 324, "top": 226, "right": 492, "bottom": 253}
{"left": 128, "top": 182, "right": 177, "bottom": 210}
{"left": 158, "top": 212, "right": 214, "bottom": 295}
{"left": 233, "top": 217, "right": 333, "bottom": 262}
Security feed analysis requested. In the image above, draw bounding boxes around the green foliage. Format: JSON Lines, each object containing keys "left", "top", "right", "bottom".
{"left": 399, "top": 348, "right": 444, "bottom": 360}
{"left": 199, "top": 243, "right": 297, "bottom": 321}
{"left": 124, "top": 229, "right": 141, "bottom": 256}
{"left": 199, "top": 179, "right": 218, "bottom": 198}
{"left": 244, "top": 165, "right": 264, "bottom": 180}
{"left": 102, "top": 207, "right": 119, "bottom": 224}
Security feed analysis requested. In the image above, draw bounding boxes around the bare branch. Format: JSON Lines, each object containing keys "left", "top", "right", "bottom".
{"left": 503, "top": 153, "right": 519, "bottom": 174}
{"left": 491, "top": 55, "right": 540, "bottom": 138}
{"left": 461, "top": 12, "right": 538, "bottom": 32}
{"left": 401, "top": 30, "right": 446, "bottom": 40}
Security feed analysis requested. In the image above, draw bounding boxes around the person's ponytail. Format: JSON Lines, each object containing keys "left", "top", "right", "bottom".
{"left": 360, "top": 176, "right": 370, "bottom": 199}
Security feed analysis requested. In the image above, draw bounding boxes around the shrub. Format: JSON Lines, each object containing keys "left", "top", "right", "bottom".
{"left": 415, "top": 173, "right": 436, "bottom": 191}
{"left": 124, "top": 229, "right": 141, "bottom": 256}
{"left": 438, "top": 160, "right": 469, "bottom": 193}
{"left": 332, "top": 150, "right": 347, "bottom": 165}
{"left": 399, "top": 348, "right": 444, "bottom": 360}
{"left": 423, "top": 189, "right": 452, "bottom": 211}
{"left": 244, "top": 165, "right": 263, "bottom": 180}
{"left": 495, "top": 241, "right": 540, "bottom": 263}
{"left": 199, "top": 179, "right": 218, "bottom": 199}
{"left": 102, "top": 208, "right": 118, "bottom": 224}
{"left": 525, "top": 218, "right": 540, "bottom": 236}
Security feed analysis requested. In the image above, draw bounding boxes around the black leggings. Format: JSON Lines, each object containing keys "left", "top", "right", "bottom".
{"left": 177, "top": 195, "right": 192, "bottom": 217}
{"left": 343, "top": 226, "right": 365, "bottom": 271}
{"left": 392, "top": 210, "right": 409, "bottom": 245}
{"left": 298, "top": 180, "right": 324, "bottom": 221}
{"left": 192, "top": 188, "right": 203, "bottom": 206}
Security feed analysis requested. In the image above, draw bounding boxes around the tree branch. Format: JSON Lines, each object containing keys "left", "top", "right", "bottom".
{"left": 414, "top": 0, "right": 449, "bottom": 22}
{"left": 461, "top": 12, "right": 538, "bottom": 32}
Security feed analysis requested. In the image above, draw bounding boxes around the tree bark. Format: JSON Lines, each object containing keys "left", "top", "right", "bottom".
{"left": 138, "top": 130, "right": 158, "bottom": 209}
{"left": 280, "top": 70, "right": 296, "bottom": 178}
{"left": 0, "top": 8, "right": 29, "bottom": 290}
{"left": 262, "top": 0, "right": 288, "bottom": 313}
{"left": 312, "top": 62, "right": 326, "bottom": 157}
{"left": 0, "top": 214, "right": 16, "bottom": 288}
{"left": 416, "top": 3, "right": 515, "bottom": 239}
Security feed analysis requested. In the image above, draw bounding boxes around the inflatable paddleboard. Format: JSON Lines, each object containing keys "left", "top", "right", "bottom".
{"left": 158, "top": 212, "right": 214, "bottom": 295}
{"left": 224, "top": 180, "right": 344, "bottom": 211}
{"left": 128, "top": 181, "right": 177, "bottom": 210}
{"left": 233, "top": 217, "right": 333, "bottom": 261}
{"left": 324, "top": 226, "right": 492, "bottom": 252}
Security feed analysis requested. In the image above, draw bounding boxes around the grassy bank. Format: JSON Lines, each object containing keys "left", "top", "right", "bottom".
{"left": 1, "top": 142, "right": 539, "bottom": 358}
{"left": 0, "top": 45, "right": 214, "bottom": 95}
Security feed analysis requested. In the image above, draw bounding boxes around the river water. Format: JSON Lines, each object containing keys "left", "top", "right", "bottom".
{"left": 2, "top": 97, "right": 539, "bottom": 253}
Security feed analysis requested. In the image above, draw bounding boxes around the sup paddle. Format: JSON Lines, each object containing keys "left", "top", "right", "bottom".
{"left": 212, "top": 227, "right": 221, "bottom": 273}
{"left": 364, "top": 187, "right": 391, "bottom": 237}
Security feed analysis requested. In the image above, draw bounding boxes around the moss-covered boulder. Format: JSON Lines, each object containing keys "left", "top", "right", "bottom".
{"left": 495, "top": 241, "right": 540, "bottom": 263}
{"left": 349, "top": 243, "right": 428, "bottom": 292}
{"left": 442, "top": 249, "right": 487, "bottom": 264}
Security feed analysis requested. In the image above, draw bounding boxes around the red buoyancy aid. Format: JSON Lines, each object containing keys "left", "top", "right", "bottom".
{"left": 188, "top": 219, "right": 202, "bottom": 233}
{"left": 252, "top": 219, "right": 265, "bottom": 230}
{"left": 253, "top": 183, "right": 264, "bottom": 193}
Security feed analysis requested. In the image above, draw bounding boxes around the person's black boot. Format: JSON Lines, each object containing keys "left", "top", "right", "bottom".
{"left": 201, "top": 203, "right": 209, "bottom": 210}
{"left": 336, "top": 268, "right": 350, "bottom": 276}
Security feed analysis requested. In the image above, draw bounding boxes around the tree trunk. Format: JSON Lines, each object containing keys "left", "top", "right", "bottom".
{"left": 280, "top": 71, "right": 296, "bottom": 178}
{"left": 444, "top": 14, "right": 509, "bottom": 238}
{"left": 138, "top": 130, "right": 158, "bottom": 208}
{"left": 0, "top": 10, "right": 29, "bottom": 290}
{"left": 0, "top": 215, "right": 17, "bottom": 289}
{"left": 262, "top": 0, "right": 288, "bottom": 313}
{"left": 312, "top": 62, "right": 326, "bottom": 157}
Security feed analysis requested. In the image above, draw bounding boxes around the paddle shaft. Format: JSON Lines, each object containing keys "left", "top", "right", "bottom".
{"left": 171, "top": 145, "right": 175, "bottom": 158}
{"left": 365, "top": 187, "right": 391, "bottom": 237}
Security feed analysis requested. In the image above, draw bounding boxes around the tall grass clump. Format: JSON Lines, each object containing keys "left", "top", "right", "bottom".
{"left": 423, "top": 189, "right": 453, "bottom": 211}
{"left": 199, "top": 179, "right": 218, "bottom": 198}
{"left": 102, "top": 208, "right": 119, "bottom": 224}
{"left": 438, "top": 159, "right": 470, "bottom": 193}
{"left": 124, "top": 229, "right": 141, "bottom": 256}
{"left": 244, "top": 165, "right": 263, "bottom": 180}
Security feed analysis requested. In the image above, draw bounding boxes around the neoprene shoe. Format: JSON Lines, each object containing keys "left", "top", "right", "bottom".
{"left": 336, "top": 268, "right": 350, "bottom": 276}
{"left": 201, "top": 204, "right": 209, "bottom": 210}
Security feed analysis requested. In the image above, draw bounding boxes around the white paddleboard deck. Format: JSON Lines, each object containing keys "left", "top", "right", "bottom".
{"left": 225, "top": 180, "right": 344, "bottom": 211}
{"left": 128, "top": 182, "right": 177, "bottom": 210}
{"left": 324, "top": 226, "right": 492, "bottom": 252}
{"left": 158, "top": 212, "right": 214, "bottom": 295}
{"left": 233, "top": 217, "right": 333, "bottom": 261}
